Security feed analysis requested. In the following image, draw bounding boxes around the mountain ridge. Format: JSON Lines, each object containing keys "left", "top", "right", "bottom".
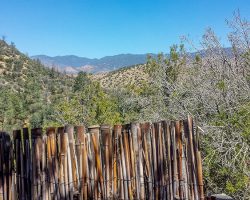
{"left": 31, "top": 53, "right": 157, "bottom": 74}
{"left": 31, "top": 48, "right": 233, "bottom": 74}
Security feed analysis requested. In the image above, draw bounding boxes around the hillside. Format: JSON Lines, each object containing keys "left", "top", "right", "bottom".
{"left": 93, "top": 64, "right": 149, "bottom": 89}
{"left": 0, "top": 40, "right": 73, "bottom": 130}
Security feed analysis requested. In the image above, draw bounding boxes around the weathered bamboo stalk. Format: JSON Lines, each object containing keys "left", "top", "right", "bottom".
{"left": 187, "top": 116, "right": 199, "bottom": 200}
{"left": 89, "top": 125, "right": 104, "bottom": 199}
{"left": 164, "top": 121, "right": 174, "bottom": 200}
{"left": 131, "top": 123, "right": 140, "bottom": 199}
{"left": 171, "top": 121, "right": 179, "bottom": 199}
{"left": 176, "top": 121, "right": 184, "bottom": 200}
{"left": 31, "top": 128, "right": 43, "bottom": 200}
{"left": 137, "top": 124, "right": 145, "bottom": 200}
{"left": 41, "top": 135, "right": 47, "bottom": 200}
{"left": 60, "top": 128, "right": 69, "bottom": 200}
{"left": 113, "top": 125, "right": 123, "bottom": 199}
{"left": 160, "top": 121, "right": 168, "bottom": 199}
{"left": 158, "top": 122, "right": 164, "bottom": 199}
{"left": 100, "top": 125, "right": 111, "bottom": 199}
{"left": 195, "top": 128, "right": 204, "bottom": 200}
{"left": 6, "top": 133, "right": 13, "bottom": 200}
{"left": 82, "top": 130, "right": 89, "bottom": 200}
{"left": 122, "top": 125, "right": 133, "bottom": 199}
{"left": 142, "top": 123, "right": 153, "bottom": 200}
{"left": 65, "top": 125, "right": 79, "bottom": 197}
{"left": 119, "top": 126, "right": 128, "bottom": 200}
{"left": 58, "top": 127, "right": 66, "bottom": 200}
{"left": 0, "top": 132, "right": 4, "bottom": 200}
{"left": 76, "top": 126, "right": 85, "bottom": 200}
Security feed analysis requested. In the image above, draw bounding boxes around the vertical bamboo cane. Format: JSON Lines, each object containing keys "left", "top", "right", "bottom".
{"left": 89, "top": 125, "right": 104, "bottom": 199}
{"left": 122, "top": 125, "right": 133, "bottom": 199}
{"left": 60, "top": 128, "right": 69, "bottom": 200}
{"left": 131, "top": 123, "right": 140, "bottom": 199}
{"left": 164, "top": 121, "right": 174, "bottom": 200}
{"left": 176, "top": 121, "right": 184, "bottom": 199}
{"left": 57, "top": 128, "right": 65, "bottom": 199}
{"left": 41, "top": 135, "right": 47, "bottom": 200}
{"left": 141, "top": 123, "right": 151, "bottom": 199}
{"left": 161, "top": 121, "right": 168, "bottom": 199}
{"left": 65, "top": 125, "right": 79, "bottom": 196}
{"left": 119, "top": 126, "right": 128, "bottom": 200}
{"left": 82, "top": 131, "right": 89, "bottom": 200}
{"left": 31, "top": 128, "right": 43, "bottom": 200}
{"left": 151, "top": 123, "right": 158, "bottom": 200}
{"left": 128, "top": 125, "right": 136, "bottom": 199}
{"left": 100, "top": 125, "right": 111, "bottom": 199}
{"left": 0, "top": 132, "right": 4, "bottom": 200}
{"left": 171, "top": 122, "right": 179, "bottom": 199}
{"left": 113, "top": 125, "right": 122, "bottom": 199}
{"left": 23, "top": 128, "right": 31, "bottom": 200}
{"left": 184, "top": 119, "right": 194, "bottom": 200}
{"left": 76, "top": 126, "right": 85, "bottom": 200}
{"left": 195, "top": 128, "right": 204, "bottom": 200}
{"left": 158, "top": 122, "right": 164, "bottom": 199}
{"left": 6, "top": 133, "right": 13, "bottom": 200}
{"left": 187, "top": 116, "right": 199, "bottom": 200}
{"left": 66, "top": 135, "right": 73, "bottom": 200}
{"left": 15, "top": 130, "right": 22, "bottom": 200}
{"left": 137, "top": 124, "right": 145, "bottom": 200}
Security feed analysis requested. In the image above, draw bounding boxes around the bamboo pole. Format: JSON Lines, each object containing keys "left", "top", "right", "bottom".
{"left": 60, "top": 128, "right": 69, "bottom": 200}
{"left": 76, "top": 126, "right": 85, "bottom": 200}
{"left": 58, "top": 127, "right": 66, "bottom": 200}
{"left": 23, "top": 128, "right": 31, "bottom": 200}
{"left": 100, "top": 125, "right": 111, "bottom": 199}
{"left": 66, "top": 134, "right": 74, "bottom": 200}
{"left": 0, "top": 132, "right": 4, "bottom": 200}
{"left": 14, "top": 130, "right": 22, "bottom": 200}
{"left": 65, "top": 125, "right": 79, "bottom": 196}
{"left": 6, "top": 133, "right": 13, "bottom": 200}
{"left": 144, "top": 123, "right": 154, "bottom": 199}
{"left": 195, "top": 128, "right": 204, "bottom": 200}
{"left": 119, "top": 126, "right": 128, "bottom": 200}
{"left": 81, "top": 128, "right": 88, "bottom": 200}
{"left": 122, "top": 125, "right": 133, "bottom": 199}
{"left": 171, "top": 122, "right": 179, "bottom": 199}
{"left": 113, "top": 125, "right": 123, "bottom": 199}
{"left": 128, "top": 125, "right": 136, "bottom": 199}
{"left": 164, "top": 121, "right": 174, "bottom": 200}
{"left": 157, "top": 122, "right": 164, "bottom": 199}
{"left": 31, "top": 128, "right": 43, "bottom": 200}
{"left": 137, "top": 124, "right": 145, "bottom": 200}
{"left": 41, "top": 135, "right": 47, "bottom": 200}
{"left": 160, "top": 121, "right": 168, "bottom": 199}
{"left": 187, "top": 116, "right": 199, "bottom": 200}
{"left": 89, "top": 125, "right": 104, "bottom": 199}
{"left": 47, "top": 127, "right": 60, "bottom": 199}
{"left": 175, "top": 121, "right": 185, "bottom": 200}
{"left": 131, "top": 123, "right": 140, "bottom": 199}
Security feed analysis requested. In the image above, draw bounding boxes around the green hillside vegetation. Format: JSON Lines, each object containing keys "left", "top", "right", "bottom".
{"left": 0, "top": 39, "right": 123, "bottom": 130}
{"left": 0, "top": 40, "right": 74, "bottom": 130}
{"left": 0, "top": 13, "right": 249, "bottom": 199}
{"left": 93, "top": 64, "right": 149, "bottom": 89}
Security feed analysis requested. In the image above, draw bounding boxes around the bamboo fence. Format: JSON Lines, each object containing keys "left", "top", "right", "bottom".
{"left": 0, "top": 116, "right": 205, "bottom": 200}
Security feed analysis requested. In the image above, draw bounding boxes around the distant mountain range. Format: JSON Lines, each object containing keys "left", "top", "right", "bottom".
{"left": 31, "top": 48, "right": 233, "bottom": 74}
{"left": 31, "top": 54, "right": 157, "bottom": 74}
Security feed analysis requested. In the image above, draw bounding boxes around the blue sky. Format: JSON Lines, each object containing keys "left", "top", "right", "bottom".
{"left": 0, "top": 0, "right": 249, "bottom": 58}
